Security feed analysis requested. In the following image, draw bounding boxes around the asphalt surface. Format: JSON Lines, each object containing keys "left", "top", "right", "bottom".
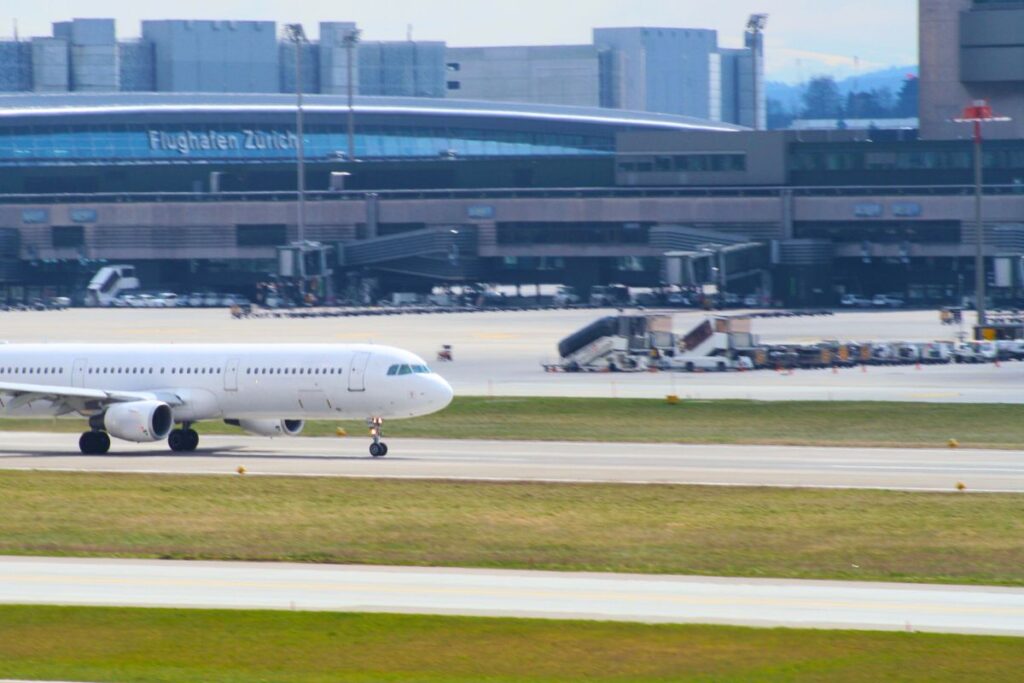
{"left": 1, "top": 556, "right": 1021, "bottom": 636}
{"left": 2, "top": 308, "right": 1021, "bottom": 402}
{"left": 1, "top": 432, "right": 1022, "bottom": 492}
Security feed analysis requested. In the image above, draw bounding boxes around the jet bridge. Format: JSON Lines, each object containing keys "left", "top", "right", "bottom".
{"left": 337, "top": 226, "right": 481, "bottom": 281}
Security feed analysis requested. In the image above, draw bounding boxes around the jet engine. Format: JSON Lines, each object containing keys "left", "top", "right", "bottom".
{"left": 103, "top": 401, "right": 174, "bottom": 443}
{"left": 227, "top": 419, "right": 305, "bottom": 437}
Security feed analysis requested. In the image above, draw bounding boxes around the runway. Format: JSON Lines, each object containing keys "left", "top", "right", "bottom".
{"left": 2, "top": 432, "right": 1023, "bottom": 492}
{"left": 1, "top": 556, "right": 1021, "bottom": 636}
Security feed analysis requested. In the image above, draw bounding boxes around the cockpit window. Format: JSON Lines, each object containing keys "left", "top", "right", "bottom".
{"left": 387, "top": 363, "right": 432, "bottom": 376}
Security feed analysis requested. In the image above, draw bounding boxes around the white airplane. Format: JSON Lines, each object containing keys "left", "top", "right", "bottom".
{"left": 0, "top": 343, "right": 453, "bottom": 456}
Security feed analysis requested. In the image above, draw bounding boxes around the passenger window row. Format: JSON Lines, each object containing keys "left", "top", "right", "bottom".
{"left": 1, "top": 367, "right": 63, "bottom": 375}
{"left": 386, "top": 364, "right": 431, "bottom": 375}
{"left": 246, "top": 367, "right": 343, "bottom": 375}
{"left": 84, "top": 367, "right": 221, "bottom": 375}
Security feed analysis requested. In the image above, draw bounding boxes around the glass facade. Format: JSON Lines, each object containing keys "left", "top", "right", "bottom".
{"left": 359, "top": 42, "right": 446, "bottom": 98}
{"left": 0, "top": 123, "right": 611, "bottom": 165}
{"left": 279, "top": 43, "right": 320, "bottom": 95}
{"left": 118, "top": 42, "right": 155, "bottom": 92}
{"left": 0, "top": 42, "right": 32, "bottom": 92}
{"left": 790, "top": 146, "right": 1024, "bottom": 172}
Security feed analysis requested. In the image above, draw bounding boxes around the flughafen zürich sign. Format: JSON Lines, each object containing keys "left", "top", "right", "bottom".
{"left": 147, "top": 129, "right": 299, "bottom": 155}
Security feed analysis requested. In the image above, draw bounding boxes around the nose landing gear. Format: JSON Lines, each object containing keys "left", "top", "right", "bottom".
{"left": 368, "top": 417, "right": 388, "bottom": 457}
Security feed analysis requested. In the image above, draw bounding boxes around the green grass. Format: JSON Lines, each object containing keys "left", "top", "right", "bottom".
{"left": 2, "top": 471, "right": 1022, "bottom": 585}
{"left": 4, "top": 397, "right": 1024, "bottom": 448}
{"left": 0, "top": 606, "right": 1021, "bottom": 683}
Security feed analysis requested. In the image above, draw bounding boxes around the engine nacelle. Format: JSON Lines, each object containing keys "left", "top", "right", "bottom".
{"left": 228, "top": 419, "right": 304, "bottom": 437}
{"left": 103, "top": 401, "right": 174, "bottom": 443}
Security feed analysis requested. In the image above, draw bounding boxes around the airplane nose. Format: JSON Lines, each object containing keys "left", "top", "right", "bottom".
{"left": 434, "top": 375, "right": 454, "bottom": 410}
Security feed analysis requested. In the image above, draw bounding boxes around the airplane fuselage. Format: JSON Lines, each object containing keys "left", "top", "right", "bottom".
{"left": 0, "top": 343, "right": 453, "bottom": 422}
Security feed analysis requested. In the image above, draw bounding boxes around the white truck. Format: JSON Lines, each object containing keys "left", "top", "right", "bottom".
{"left": 556, "top": 316, "right": 652, "bottom": 372}
{"left": 659, "top": 317, "right": 755, "bottom": 372}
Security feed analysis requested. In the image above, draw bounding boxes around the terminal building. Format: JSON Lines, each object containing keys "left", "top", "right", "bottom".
{"left": 0, "top": 3, "right": 1022, "bottom": 307}
{"left": 0, "top": 90, "right": 1023, "bottom": 307}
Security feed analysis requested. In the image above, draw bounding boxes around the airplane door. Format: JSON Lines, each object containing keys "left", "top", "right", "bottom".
{"left": 71, "top": 358, "right": 87, "bottom": 388}
{"left": 347, "top": 352, "right": 370, "bottom": 392}
{"left": 224, "top": 358, "right": 240, "bottom": 391}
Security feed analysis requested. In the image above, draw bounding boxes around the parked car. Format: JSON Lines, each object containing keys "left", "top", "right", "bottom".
{"left": 840, "top": 294, "right": 873, "bottom": 307}
{"left": 870, "top": 342, "right": 898, "bottom": 364}
{"left": 552, "top": 286, "right": 580, "bottom": 306}
{"left": 158, "top": 292, "right": 180, "bottom": 308}
{"left": 115, "top": 293, "right": 140, "bottom": 307}
{"left": 996, "top": 339, "right": 1024, "bottom": 361}
{"left": 872, "top": 294, "right": 905, "bottom": 308}
{"left": 743, "top": 295, "right": 761, "bottom": 307}
{"left": 920, "top": 341, "right": 953, "bottom": 364}
{"left": 187, "top": 292, "right": 205, "bottom": 307}
{"left": 954, "top": 341, "right": 997, "bottom": 363}
{"left": 667, "top": 292, "right": 691, "bottom": 308}
{"left": 203, "top": 292, "right": 221, "bottom": 307}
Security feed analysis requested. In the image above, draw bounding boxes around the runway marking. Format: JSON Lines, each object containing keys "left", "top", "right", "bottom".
{"left": 832, "top": 465, "right": 1024, "bottom": 474}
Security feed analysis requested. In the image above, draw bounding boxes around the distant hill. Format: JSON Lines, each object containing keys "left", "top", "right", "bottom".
{"left": 767, "top": 65, "right": 918, "bottom": 111}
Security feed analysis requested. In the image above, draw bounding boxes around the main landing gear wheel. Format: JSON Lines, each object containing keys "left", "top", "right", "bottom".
{"left": 79, "top": 431, "right": 111, "bottom": 455}
{"left": 367, "top": 417, "right": 388, "bottom": 457}
{"left": 168, "top": 428, "right": 199, "bottom": 453}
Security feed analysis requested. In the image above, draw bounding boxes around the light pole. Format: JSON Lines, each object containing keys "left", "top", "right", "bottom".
{"left": 745, "top": 14, "right": 768, "bottom": 131}
{"left": 284, "top": 24, "right": 308, "bottom": 253}
{"left": 955, "top": 100, "right": 1010, "bottom": 326}
{"left": 343, "top": 28, "right": 362, "bottom": 161}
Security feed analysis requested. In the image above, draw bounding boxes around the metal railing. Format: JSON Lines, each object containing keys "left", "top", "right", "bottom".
{"left": 1, "top": 184, "right": 1024, "bottom": 205}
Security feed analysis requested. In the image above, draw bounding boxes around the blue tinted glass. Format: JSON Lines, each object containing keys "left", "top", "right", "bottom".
{"left": 0, "top": 124, "right": 611, "bottom": 164}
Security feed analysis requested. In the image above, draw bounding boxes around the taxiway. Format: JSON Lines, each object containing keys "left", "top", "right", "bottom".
{"left": 1, "top": 556, "right": 1021, "bottom": 636}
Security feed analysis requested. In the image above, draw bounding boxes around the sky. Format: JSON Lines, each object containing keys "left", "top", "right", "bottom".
{"left": 1, "top": 0, "right": 919, "bottom": 84}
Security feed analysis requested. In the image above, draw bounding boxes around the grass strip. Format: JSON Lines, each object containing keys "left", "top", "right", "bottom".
{"left": 2, "top": 397, "right": 1024, "bottom": 448}
{"left": 0, "top": 605, "right": 1021, "bottom": 683}
{"left": 1, "top": 471, "right": 1022, "bottom": 585}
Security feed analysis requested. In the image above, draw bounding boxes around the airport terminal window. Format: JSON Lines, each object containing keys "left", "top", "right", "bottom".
{"left": 794, "top": 221, "right": 960, "bottom": 244}
{"left": 497, "top": 221, "right": 652, "bottom": 245}
{"left": 237, "top": 224, "right": 287, "bottom": 247}
{"left": 51, "top": 225, "right": 84, "bottom": 248}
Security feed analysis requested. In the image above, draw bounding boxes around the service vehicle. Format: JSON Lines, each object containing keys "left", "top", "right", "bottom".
{"left": 872, "top": 294, "right": 905, "bottom": 308}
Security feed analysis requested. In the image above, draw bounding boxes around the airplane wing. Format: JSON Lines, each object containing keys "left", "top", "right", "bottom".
{"left": 0, "top": 381, "right": 183, "bottom": 416}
